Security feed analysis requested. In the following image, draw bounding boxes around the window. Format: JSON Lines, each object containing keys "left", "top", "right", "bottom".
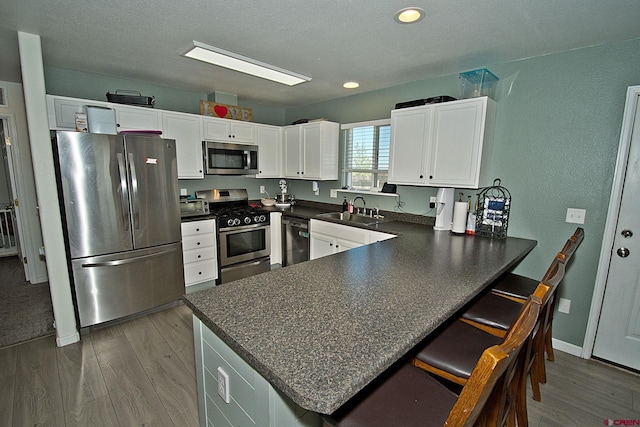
{"left": 341, "top": 119, "right": 390, "bottom": 190}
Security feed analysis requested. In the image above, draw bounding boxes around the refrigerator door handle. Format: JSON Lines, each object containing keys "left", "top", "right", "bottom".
{"left": 128, "top": 152, "right": 140, "bottom": 229}
{"left": 81, "top": 247, "right": 177, "bottom": 268}
{"left": 116, "top": 153, "right": 130, "bottom": 230}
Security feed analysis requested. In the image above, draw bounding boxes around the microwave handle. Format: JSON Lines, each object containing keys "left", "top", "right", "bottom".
{"left": 245, "top": 150, "right": 250, "bottom": 170}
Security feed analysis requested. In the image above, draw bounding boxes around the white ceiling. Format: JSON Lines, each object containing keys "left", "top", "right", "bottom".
{"left": 2, "top": 0, "right": 640, "bottom": 108}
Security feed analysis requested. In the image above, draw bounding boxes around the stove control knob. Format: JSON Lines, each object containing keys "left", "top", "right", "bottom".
{"left": 226, "top": 219, "right": 235, "bottom": 227}
{"left": 258, "top": 215, "right": 267, "bottom": 223}
{"left": 234, "top": 218, "right": 241, "bottom": 226}
{"left": 244, "top": 216, "right": 252, "bottom": 224}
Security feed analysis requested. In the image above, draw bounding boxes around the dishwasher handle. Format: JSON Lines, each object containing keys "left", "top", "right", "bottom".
{"left": 282, "top": 217, "right": 309, "bottom": 230}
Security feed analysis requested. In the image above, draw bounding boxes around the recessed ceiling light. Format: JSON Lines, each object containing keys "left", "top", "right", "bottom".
{"left": 180, "top": 41, "right": 311, "bottom": 86}
{"left": 343, "top": 81, "right": 360, "bottom": 89}
{"left": 394, "top": 7, "right": 425, "bottom": 24}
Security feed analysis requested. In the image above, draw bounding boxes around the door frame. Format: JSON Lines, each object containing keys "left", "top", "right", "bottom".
{"left": 1, "top": 114, "right": 29, "bottom": 276}
{"left": 583, "top": 85, "right": 640, "bottom": 358}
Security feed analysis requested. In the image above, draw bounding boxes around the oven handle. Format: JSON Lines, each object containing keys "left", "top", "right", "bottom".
{"left": 219, "top": 223, "right": 270, "bottom": 233}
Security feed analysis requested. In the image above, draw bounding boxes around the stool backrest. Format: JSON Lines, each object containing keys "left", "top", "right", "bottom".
{"left": 445, "top": 296, "right": 541, "bottom": 427}
{"left": 557, "top": 227, "right": 584, "bottom": 264}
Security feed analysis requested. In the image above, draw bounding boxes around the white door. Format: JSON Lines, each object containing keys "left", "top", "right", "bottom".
{"left": 592, "top": 92, "right": 640, "bottom": 370}
{"left": 1, "top": 118, "right": 25, "bottom": 266}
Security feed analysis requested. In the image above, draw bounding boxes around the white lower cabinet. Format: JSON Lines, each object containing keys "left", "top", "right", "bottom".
{"left": 193, "top": 316, "right": 321, "bottom": 426}
{"left": 309, "top": 219, "right": 394, "bottom": 260}
{"left": 181, "top": 219, "right": 218, "bottom": 286}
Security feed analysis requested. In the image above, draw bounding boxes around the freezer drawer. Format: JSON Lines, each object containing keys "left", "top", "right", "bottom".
{"left": 71, "top": 242, "right": 185, "bottom": 328}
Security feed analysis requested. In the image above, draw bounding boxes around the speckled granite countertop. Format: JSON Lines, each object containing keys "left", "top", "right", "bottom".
{"left": 183, "top": 211, "right": 536, "bottom": 415}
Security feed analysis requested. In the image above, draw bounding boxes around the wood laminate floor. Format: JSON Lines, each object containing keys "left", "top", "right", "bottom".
{"left": 1, "top": 303, "right": 639, "bottom": 426}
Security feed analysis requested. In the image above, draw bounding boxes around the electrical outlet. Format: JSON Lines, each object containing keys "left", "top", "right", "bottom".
{"left": 330, "top": 189, "right": 338, "bottom": 198}
{"left": 217, "top": 367, "right": 230, "bottom": 403}
{"left": 260, "top": 185, "right": 266, "bottom": 194}
{"left": 180, "top": 188, "right": 188, "bottom": 196}
{"left": 558, "top": 298, "right": 571, "bottom": 314}
{"left": 429, "top": 196, "right": 437, "bottom": 209}
{"left": 566, "top": 208, "right": 586, "bottom": 224}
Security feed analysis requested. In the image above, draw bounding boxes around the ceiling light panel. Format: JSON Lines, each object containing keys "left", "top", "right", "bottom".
{"left": 181, "top": 41, "right": 311, "bottom": 86}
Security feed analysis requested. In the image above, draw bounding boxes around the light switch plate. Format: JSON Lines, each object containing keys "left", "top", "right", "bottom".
{"left": 566, "top": 208, "right": 586, "bottom": 224}
{"left": 180, "top": 188, "right": 188, "bottom": 196}
{"left": 558, "top": 298, "right": 571, "bottom": 314}
{"left": 330, "top": 189, "right": 338, "bottom": 198}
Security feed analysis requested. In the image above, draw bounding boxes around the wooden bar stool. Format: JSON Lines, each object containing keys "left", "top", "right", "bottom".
{"left": 326, "top": 298, "right": 540, "bottom": 427}
{"left": 471, "top": 227, "right": 583, "bottom": 362}
{"left": 492, "top": 227, "right": 584, "bottom": 303}
{"left": 413, "top": 262, "right": 565, "bottom": 427}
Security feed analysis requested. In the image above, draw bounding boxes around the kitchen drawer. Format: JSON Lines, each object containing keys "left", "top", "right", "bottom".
{"left": 181, "top": 219, "right": 215, "bottom": 236}
{"left": 183, "top": 246, "right": 217, "bottom": 264}
{"left": 184, "top": 260, "right": 217, "bottom": 285}
{"left": 182, "top": 234, "right": 216, "bottom": 251}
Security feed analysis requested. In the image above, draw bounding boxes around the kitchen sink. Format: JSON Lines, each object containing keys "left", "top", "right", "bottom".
{"left": 315, "top": 211, "right": 389, "bottom": 226}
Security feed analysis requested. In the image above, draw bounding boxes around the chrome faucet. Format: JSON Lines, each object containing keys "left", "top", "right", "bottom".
{"left": 352, "top": 196, "right": 366, "bottom": 215}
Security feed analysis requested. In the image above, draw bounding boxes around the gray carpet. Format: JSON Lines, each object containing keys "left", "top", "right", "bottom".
{"left": 0, "top": 256, "right": 55, "bottom": 348}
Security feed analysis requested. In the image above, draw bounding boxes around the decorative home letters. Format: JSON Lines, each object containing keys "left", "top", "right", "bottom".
{"left": 200, "top": 101, "right": 253, "bottom": 122}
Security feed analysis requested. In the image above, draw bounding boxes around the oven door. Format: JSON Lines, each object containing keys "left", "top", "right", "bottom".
{"left": 219, "top": 223, "right": 271, "bottom": 267}
{"left": 204, "top": 141, "right": 259, "bottom": 175}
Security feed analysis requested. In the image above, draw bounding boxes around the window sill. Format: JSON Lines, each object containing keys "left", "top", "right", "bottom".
{"left": 335, "top": 189, "right": 398, "bottom": 197}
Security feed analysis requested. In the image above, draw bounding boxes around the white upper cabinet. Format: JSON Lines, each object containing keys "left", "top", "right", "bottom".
{"left": 202, "top": 116, "right": 255, "bottom": 143}
{"left": 115, "top": 105, "right": 161, "bottom": 131}
{"left": 388, "top": 107, "right": 432, "bottom": 185}
{"left": 46, "top": 95, "right": 109, "bottom": 130}
{"left": 255, "top": 124, "right": 282, "bottom": 178}
{"left": 283, "top": 121, "right": 339, "bottom": 180}
{"left": 162, "top": 112, "right": 204, "bottom": 179}
{"left": 388, "top": 97, "right": 496, "bottom": 189}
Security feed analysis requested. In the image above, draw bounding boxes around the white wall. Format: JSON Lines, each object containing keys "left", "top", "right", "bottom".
{"left": 18, "top": 32, "right": 79, "bottom": 346}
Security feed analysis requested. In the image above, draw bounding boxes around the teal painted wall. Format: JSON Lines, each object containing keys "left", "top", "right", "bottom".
{"left": 44, "top": 67, "right": 287, "bottom": 125}
{"left": 42, "top": 37, "right": 640, "bottom": 348}
{"left": 285, "top": 37, "right": 640, "bottom": 347}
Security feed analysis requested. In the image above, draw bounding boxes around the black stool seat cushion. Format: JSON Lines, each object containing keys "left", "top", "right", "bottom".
{"left": 492, "top": 272, "right": 538, "bottom": 300}
{"left": 461, "top": 292, "right": 524, "bottom": 331}
{"left": 415, "top": 320, "right": 501, "bottom": 380}
{"left": 330, "top": 364, "right": 457, "bottom": 427}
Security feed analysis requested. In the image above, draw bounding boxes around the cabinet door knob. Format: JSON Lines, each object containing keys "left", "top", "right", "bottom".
{"left": 419, "top": 175, "right": 424, "bottom": 179}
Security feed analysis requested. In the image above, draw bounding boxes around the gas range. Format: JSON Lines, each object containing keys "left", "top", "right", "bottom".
{"left": 195, "top": 189, "right": 270, "bottom": 229}
{"left": 194, "top": 189, "right": 272, "bottom": 284}
{"left": 215, "top": 207, "right": 270, "bottom": 229}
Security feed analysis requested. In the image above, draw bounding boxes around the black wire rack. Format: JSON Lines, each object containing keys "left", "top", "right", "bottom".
{"left": 475, "top": 178, "right": 511, "bottom": 239}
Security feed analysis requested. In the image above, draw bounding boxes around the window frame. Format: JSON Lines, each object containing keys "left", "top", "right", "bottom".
{"left": 340, "top": 118, "right": 391, "bottom": 190}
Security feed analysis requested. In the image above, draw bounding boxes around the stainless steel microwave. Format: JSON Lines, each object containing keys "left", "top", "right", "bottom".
{"left": 203, "top": 141, "right": 259, "bottom": 175}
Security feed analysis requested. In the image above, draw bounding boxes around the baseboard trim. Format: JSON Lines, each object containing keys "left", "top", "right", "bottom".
{"left": 552, "top": 338, "right": 582, "bottom": 357}
{"left": 56, "top": 331, "right": 80, "bottom": 347}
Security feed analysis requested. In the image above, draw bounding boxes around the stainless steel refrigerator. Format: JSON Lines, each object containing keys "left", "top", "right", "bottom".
{"left": 53, "top": 131, "right": 184, "bottom": 328}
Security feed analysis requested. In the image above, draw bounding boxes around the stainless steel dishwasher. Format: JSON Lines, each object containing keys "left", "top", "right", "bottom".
{"left": 282, "top": 216, "right": 310, "bottom": 266}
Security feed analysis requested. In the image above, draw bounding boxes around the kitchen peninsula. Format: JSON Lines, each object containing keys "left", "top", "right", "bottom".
{"left": 183, "top": 216, "right": 536, "bottom": 425}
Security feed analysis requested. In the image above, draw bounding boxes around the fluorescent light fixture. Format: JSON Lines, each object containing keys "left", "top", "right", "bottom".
{"left": 394, "top": 7, "right": 425, "bottom": 24}
{"left": 181, "top": 41, "right": 311, "bottom": 86}
{"left": 343, "top": 81, "right": 360, "bottom": 89}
